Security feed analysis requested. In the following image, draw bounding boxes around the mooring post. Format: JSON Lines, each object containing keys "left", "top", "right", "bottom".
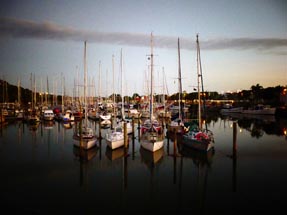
{"left": 0, "top": 108, "right": 2, "bottom": 135}
{"left": 232, "top": 121, "right": 238, "bottom": 192}
{"left": 132, "top": 116, "right": 135, "bottom": 139}
{"left": 137, "top": 117, "right": 140, "bottom": 130}
{"left": 124, "top": 122, "right": 128, "bottom": 148}
{"left": 98, "top": 120, "right": 102, "bottom": 140}
{"left": 111, "top": 116, "right": 113, "bottom": 130}
{"left": 174, "top": 129, "right": 177, "bottom": 154}
{"left": 233, "top": 121, "right": 237, "bottom": 157}
{"left": 167, "top": 133, "right": 170, "bottom": 155}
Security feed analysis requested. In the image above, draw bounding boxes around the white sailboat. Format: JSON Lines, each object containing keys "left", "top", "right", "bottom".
{"left": 140, "top": 33, "right": 164, "bottom": 152}
{"left": 73, "top": 41, "right": 98, "bottom": 150}
{"left": 182, "top": 34, "right": 214, "bottom": 152}
{"left": 105, "top": 52, "right": 125, "bottom": 150}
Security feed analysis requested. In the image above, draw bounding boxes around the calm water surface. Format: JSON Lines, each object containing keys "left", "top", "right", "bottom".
{"left": 0, "top": 114, "right": 286, "bottom": 214}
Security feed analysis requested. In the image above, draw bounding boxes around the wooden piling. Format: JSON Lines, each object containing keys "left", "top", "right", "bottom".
{"left": 138, "top": 124, "right": 141, "bottom": 142}
{"left": 137, "top": 117, "right": 140, "bottom": 130}
{"left": 111, "top": 116, "right": 113, "bottom": 130}
{"left": 232, "top": 121, "right": 237, "bottom": 157}
{"left": 99, "top": 136, "right": 102, "bottom": 160}
{"left": 132, "top": 116, "right": 135, "bottom": 139}
{"left": 232, "top": 121, "right": 237, "bottom": 192}
{"left": 173, "top": 129, "right": 177, "bottom": 154}
{"left": 98, "top": 119, "right": 102, "bottom": 140}
{"left": 167, "top": 133, "right": 170, "bottom": 155}
{"left": 124, "top": 122, "right": 128, "bottom": 148}
{"left": 132, "top": 132, "right": 135, "bottom": 160}
{"left": 0, "top": 108, "right": 2, "bottom": 135}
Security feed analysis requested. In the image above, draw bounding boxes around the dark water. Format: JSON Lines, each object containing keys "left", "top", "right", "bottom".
{"left": 0, "top": 114, "right": 286, "bottom": 215}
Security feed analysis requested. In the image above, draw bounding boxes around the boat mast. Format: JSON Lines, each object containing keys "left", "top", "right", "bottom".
{"left": 162, "top": 67, "right": 165, "bottom": 111}
{"left": 178, "top": 38, "right": 182, "bottom": 122}
{"left": 197, "top": 33, "right": 209, "bottom": 131}
{"left": 61, "top": 73, "right": 64, "bottom": 114}
{"left": 98, "top": 61, "right": 101, "bottom": 106}
{"left": 150, "top": 32, "right": 154, "bottom": 120}
{"left": 17, "top": 77, "right": 21, "bottom": 107}
{"left": 196, "top": 35, "right": 202, "bottom": 130}
{"left": 112, "top": 54, "right": 116, "bottom": 119}
{"left": 46, "top": 76, "right": 49, "bottom": 106}
{"left": 84, "top": 41, "right": 88, "bottom": 127}
{"left": 121, "top": 48, "right": 124, "bottom": 119}
{"left": 30, "top": 73, "right": 33, "bottom": 110}
{"left": 34, "top": 74, "right": 36, "bottom": 109}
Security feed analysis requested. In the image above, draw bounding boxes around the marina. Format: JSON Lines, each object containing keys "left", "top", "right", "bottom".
{"left": 0, "top": 114, "right": 286, "bottom": 214}
{"left": 0, "top": 2, "right": 286, "bottom": 214}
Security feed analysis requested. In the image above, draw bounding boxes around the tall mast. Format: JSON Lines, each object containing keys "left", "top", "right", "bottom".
{"left": 46, "top": 76, "right": 49, "bottom": 106}
{"left": 178, "top": 38, "right": 182, "bottom": 121}
{"left": 162, "top": 67, "right": 165, "bottom": 110}
{"left": 30, "top": 73, "right": 33, "bottom": 109}
{"left": 33, "top": 73, "right": 36, "bottom": 109}
{"left": 84, "top": 41, "right": 88, "bottom": 127}
{"left": 196, "top": 35, "right": 201, "bottom": 129}
{"left": 98, "top": 61, "right": 101, "bottom": 104}
{"left": 121, "top": 48, "right": 124, "bottom": 119}
{"left": 150, "top": 32, "right": 154, "bottom": 120}
{"left": 196, "top": 34, "right": 207, "bottom": 129}
{"left": 112, "top": 54, "right": 115, "bottom": 118}
{"left": 40, "top": 78, "right": 43, "bottom": 106}
{"left": 196, "top": 34, "right": 205, "bottom": 130}
{"left": 76, "top": 65, "right": 79, "bottom": 106}
{"left": 17, "top": 77, "right": 21, "bottom": 107}
{"left": 61, "top": 73, "right": 64, "bottom": 113}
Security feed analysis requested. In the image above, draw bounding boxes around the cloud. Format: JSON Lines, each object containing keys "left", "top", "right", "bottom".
{"left": 1, "top": 17, "right": 286, "bottom": 54}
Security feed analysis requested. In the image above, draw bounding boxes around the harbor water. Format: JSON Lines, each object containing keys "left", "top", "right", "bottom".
{"left": 0, "top": 114, "right": 286, "bottom": 214}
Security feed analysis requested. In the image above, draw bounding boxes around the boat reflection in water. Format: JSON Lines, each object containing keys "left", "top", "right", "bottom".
{"left": 73, "top": 144, "right": 98, "bottom": 162}
{"left": 178, "top": 143, "right": 215, "bottom": 167}
{"left": 105, "top": 145, "right": 125, "bottom": 161}
{"left": 62, "top": 122, "right": 74, "bottom": 129}
{"left": 28, "top": 121, "right": 40, "bottom": 132}
{"left": 42, "top": 120, "right": 55, "bottom": 130}
{"left": 177, "top": 142, "right": 215, "bottom": 214}
{"left": 73, "top": 144, "right": 98, "bottom": 189}
{"left": 220, "top": 112, "right": 286, "bottom": 138}
{"left": 0, "top": 114, "right": 286, "bottom": 214}
{"left": 140, "top": 146, "right": 164, "bottom": 168}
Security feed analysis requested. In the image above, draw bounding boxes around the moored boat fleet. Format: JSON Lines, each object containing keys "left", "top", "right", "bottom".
{"left": 220, "top": 103, "right": 276, "bottom": 115}
{"left": 1, "top": 34, "right": 216, "bottom": 158}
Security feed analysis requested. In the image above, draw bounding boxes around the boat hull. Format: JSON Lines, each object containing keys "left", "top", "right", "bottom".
{"left": 140, "top": 132, "right": 164, "bottom": 152}
{"left": 241, "top": 108, "right": 276, "bottom": 115}
{"left": 182, "top": 135, "right": 214, "bottom": 152}
{"left": 73, "top": 135, "right": 98, "bottom": 150}
{"left": 220, "top": 107, "right": 243, "bottom": 113}
{"left": 106, "top": 132, "right": 125, "bottom": 150}
{"left": 140, "top": 146, "right": 164, "bottom": 167}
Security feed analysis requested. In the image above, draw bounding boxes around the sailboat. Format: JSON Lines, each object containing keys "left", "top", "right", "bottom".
{"left": 167, "top": 38, "right": 189, "bottom": 134}
{"left": 140, "top": 33, "right": 164, "bottom": 152}
{"left": 73, "top": 41, "right": 98, "bottom": 150}
{"left": 181, "top": 34, "right": 214, "bottom": 152}
{"left": 105, "top": 52, "right": 125, "bottom": 150}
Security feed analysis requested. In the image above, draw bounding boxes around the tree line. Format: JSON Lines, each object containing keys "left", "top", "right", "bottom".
{"left": 1, "top": 80, "right": 286, "bottom": 107}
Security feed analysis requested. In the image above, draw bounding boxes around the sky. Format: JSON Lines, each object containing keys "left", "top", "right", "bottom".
{"left": 0, "top": 0, "right": 286, "bottom": 97}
